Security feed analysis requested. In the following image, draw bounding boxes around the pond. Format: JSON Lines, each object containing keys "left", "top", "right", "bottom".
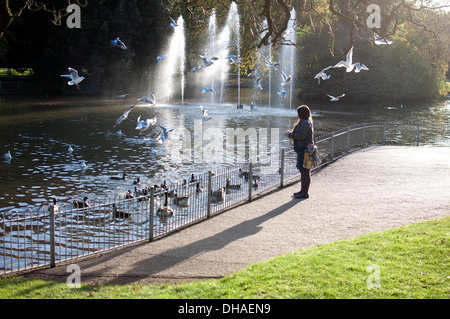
{"left": 0, "top": 91, "right": 449, "bottom": 214}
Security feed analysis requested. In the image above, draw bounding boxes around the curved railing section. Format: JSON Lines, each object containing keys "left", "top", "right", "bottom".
{"left": 0, "top": 122, "right": 448, "bottom": 276}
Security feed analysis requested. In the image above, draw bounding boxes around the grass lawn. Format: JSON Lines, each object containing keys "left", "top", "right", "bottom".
{"left": 0, "top": 216, "right": 448, "bottom": 299}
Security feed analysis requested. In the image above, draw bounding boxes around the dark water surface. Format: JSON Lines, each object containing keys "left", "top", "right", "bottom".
{"left": 0, "top": 93, "right": 448, "bottom": 213}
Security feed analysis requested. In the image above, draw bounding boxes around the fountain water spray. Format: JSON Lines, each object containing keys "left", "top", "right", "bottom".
{"left": 154, "top": 16, "right": 185, "bottom": 103}
{"left": 280, "top": 8, "right": 297, "bottom": 109}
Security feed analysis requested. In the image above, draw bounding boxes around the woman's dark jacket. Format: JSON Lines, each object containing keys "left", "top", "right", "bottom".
{"left": 288, "top": 119, "right": 314, "bottom": 153}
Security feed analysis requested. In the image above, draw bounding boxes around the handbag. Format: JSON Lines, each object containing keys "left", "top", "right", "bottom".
{"left": 303, "top": 144, "right": 321, "bottom": 169}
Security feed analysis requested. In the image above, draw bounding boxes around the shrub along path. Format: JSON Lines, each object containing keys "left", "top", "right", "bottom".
{"left": 23, "top": 145, "right": 450, "bottom": 286}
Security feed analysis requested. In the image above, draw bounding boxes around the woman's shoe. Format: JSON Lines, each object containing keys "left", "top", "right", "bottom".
{"left": 294, "top": 192, "right": 309, "bottom": 199}
{"left": 293, "top": 191, "right": 303, "bottom": 196}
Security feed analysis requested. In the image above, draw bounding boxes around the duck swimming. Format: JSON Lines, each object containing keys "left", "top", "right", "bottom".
{"left": 110, "top": 172, "right": 128, "bottom": 180}
{"left": 73, "top": 197, "right": 90, "bottom": 208}
{"left": 112, "top": 204, "right": 131, "bottom": 219}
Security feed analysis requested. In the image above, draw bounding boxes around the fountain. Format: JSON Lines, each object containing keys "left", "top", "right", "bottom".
{"left": 280, "top": 8, "right": 297, "bottom": 109}
{"left": 197, "top": 2, "right": 241, "bottom": 105}
{"left": 153, "top": 16, "right": 185, "bottom": 103}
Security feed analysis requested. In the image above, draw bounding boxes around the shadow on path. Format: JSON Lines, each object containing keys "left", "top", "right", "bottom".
{"left": 103, "top": 196, "right": 305, "bottom": 285}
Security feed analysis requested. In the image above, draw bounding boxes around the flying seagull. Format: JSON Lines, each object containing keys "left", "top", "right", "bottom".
{"left": 333, "top": 47, "right": 355, "bottom": 72}
{"left": 136, "top": 115, "right": 157, "bottom": 132}
{"left": 200, "top": 55, "right": 219, "bottom": 69}
{"left": 190, "top": 65, "right": 202, "bottom": 72}
{"left": 202, "top": 87, "right": 214, "bottom": 94}
{"left": 278, "top": 89, "right": 287, "bottom": 99}
{"left": 314, "top": 66, "right": 332, "bottom": 84}
{"left": 226, "top": 55, "right": 242, "bottom": 65}
{"left": 169, "top": 17, "right": 178, "bottom": 28}
{"left": 247, "top": 69, "right": 258, "bottom": 77}
{"left": 200, "top": 105, "right": 212, "bottom": 124}
{"left": 114, "top": 104, "right": 137, "bottom": 128}
{"left": 261, "top": 55, "right": 280, "bottom": 70}
{"left": 61, "top": 67, "right": 84, "bottom": 89}
{"left": 116, "top": 93, "right": 129, "bottom": 99}
{"left": 281, "top": 71, "right": 292, "bottom": 87}
{"left": 138, "top": 91, "right": 156, "bottom": 105}
{"left": 327, "top": 94, "right": 345, "bottom": 101}
{"left": 255, "top": 77, "right": 263, "bottom": 90}
{"left": 374, "top": 33, "right": 393, "bottom": 45}
{"left": 354, "top": 62, "right": 369, "bottom": 73}
{"left": 157, "top": 55, "right": 165, "bottom": 64}
{"left": 110, "top": 37, "right": 127, "bottom": 50}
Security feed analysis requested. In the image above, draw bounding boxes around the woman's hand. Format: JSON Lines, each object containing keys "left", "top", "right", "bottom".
{"left": 284, "top": 130, "right": 291, "bottom": 137}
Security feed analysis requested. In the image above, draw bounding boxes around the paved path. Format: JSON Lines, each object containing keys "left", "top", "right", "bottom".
{"left": 24, "top": 146, "right": 450, "bottom": 286}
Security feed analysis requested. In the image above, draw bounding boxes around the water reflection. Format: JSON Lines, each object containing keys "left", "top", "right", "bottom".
{"left": 0, "top": 93, "right": 449, "bottom": 213}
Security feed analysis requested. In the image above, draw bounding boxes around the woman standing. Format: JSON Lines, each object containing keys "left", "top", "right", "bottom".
{"left": 284, "top": 105, "right": 314, "bottom": 199}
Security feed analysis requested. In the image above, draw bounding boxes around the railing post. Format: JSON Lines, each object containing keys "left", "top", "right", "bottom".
{"left": 49, "top": 206, "right": 56, "bottom": 268}
{"left": 362, "top": 123, "right": 366, "bottom": 148}
{"left": 331, "top": 133, "right": 335, "bottom": 161}
{"left": 149, "top": 187, "right": 154, "bottom": 241}
{"left": 280, "top": 148, "right": 285, "bottom": 187}
{"left": 346, "top": 127, "right": 350, "bottom": 153}
{"left": 248, "top": 163, "right": 253, "bottom": 201}
{"left": 383, "top": 122, "right": 387, "bottom": 145}
{"left": 417, "top": 124, "right": 420, "bottom": 146}
{"left": 207, "top": 171, "right": 212, "bottom": 218}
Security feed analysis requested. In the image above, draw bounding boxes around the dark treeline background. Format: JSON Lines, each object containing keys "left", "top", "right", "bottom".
{"left": 0, "top": 0, "right": 449, "bottom": 103}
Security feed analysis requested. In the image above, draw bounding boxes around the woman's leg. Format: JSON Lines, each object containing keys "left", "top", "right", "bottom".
{"left": 299, "top": 167, "right": 311, "bottom": 196}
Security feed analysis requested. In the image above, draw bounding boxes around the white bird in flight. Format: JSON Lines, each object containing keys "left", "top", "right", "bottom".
{"left": 374, "top": 34, "right": 393, "bottom": 45}
{"left": 190, "top": 65, "right": 202, "bottom": 72}
{"left": 333, "top": 47, "right": 355, "bottom": 72}
{"left": 114, "top": 104, "right": 137, "bottom": 128}
{"left": 354, "top": 62, "right": 369, "bottom": 73}
{"left": 202, "top": 87, "right": 214, "bottom": 94}
{"left": 169, "top": 17, "right": 178, "bottom": 28}
{"left": 281, "top": 71, "right": 292, "bottom": 87}
{"left": 157, "top": 55, "right": 165, "bottom": 64}
{"left": 261, "top": 55, "right": 280, "bottom": 70}
{"left": 200, "top": 55, "right": 219, "bottom": 69}
{"left": 136, "top": 115, "right": 157, "bottom": 132}
{"left": 110, "top": 37, "right": 127, "bottom": 50}
{"left": 327, "top": 94, "right": 345, "bottom": 101}
{"left": 200, "top": 106, "right": 212, "bottom": 124}
{"left": 138, "top": 91, "right": 156, "bottom": 105}
{"left": 278, "top": 89, "right": 287, "bottom": 99}
{"left": 314, "top": 66, "right": 332, "bottom": 84}
{"left": 247, "top": 70, "right": 258, "bottom": 77}
{"left": 255, "top": 77, "right": 263, "bottom": 90}
{"left": 116, "top": 93, "right": 129, "bottom": 99}
{"left": 61, "top": 67, "right": 85, "bottom": 89}
{"left": 226, "top": 55, "right": 242, "bottom": 65}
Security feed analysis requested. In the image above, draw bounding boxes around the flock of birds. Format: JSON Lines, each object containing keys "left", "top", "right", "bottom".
{"left": 313, "top": 33, "right": 400, "bottom": 104}
{"left": 68, "top": 166, "right": 261, "bottom": 221}
{"left": 4, "top": 17, "right": 402, "bottom": 219}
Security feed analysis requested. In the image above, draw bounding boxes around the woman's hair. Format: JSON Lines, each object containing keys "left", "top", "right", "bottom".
{"left": 293, "top": 105, "right": 312, "bottom": 130}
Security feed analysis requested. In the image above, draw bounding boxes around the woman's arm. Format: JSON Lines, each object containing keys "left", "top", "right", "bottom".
{"left": 288, "top": 121, "right": 311, "bottom": 141}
